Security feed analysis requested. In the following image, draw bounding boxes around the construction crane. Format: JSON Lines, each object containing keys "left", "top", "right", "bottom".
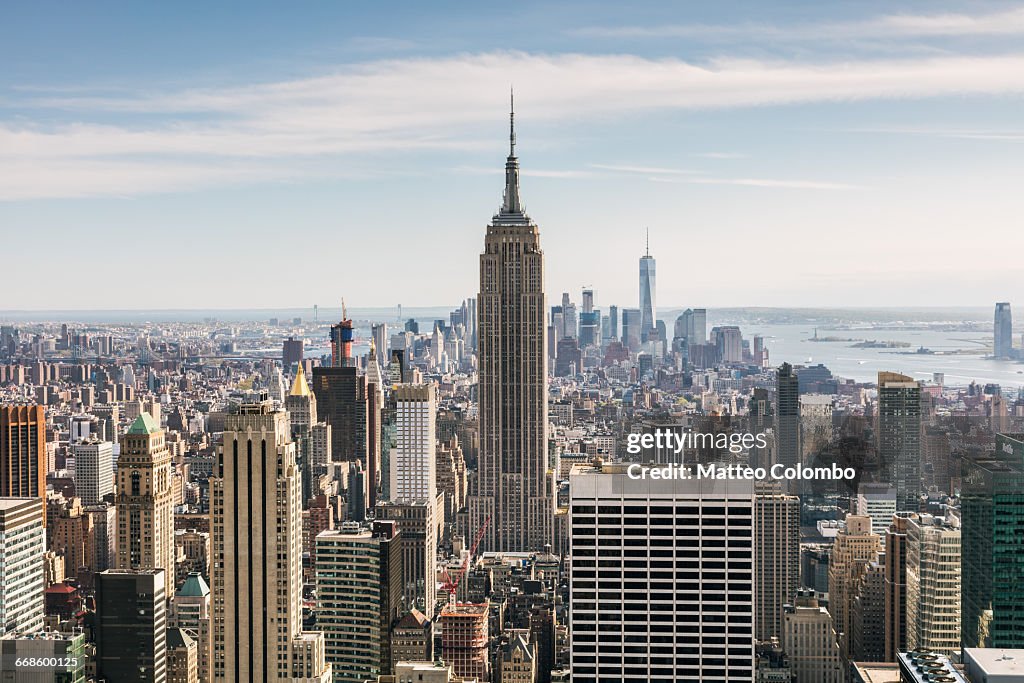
{"left": 442, "top": 514, "right": 491, "bottom": 606}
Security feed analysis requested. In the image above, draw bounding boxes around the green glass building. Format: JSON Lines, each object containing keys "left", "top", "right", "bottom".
{"left": 0, "top": 631, "right": 86, "bottom": 683}
{"left": 962, "top": 433, "right": 1024, "bottom": 649}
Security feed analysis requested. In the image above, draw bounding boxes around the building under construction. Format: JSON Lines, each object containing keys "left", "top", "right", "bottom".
{"left": 441, "top": 602, "right": 490, "bottom": 682}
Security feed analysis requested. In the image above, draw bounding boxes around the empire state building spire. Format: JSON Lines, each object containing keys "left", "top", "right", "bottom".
{"left": 471, "top": 95, "right": 553, "bottom": 553}
{"left": 501, "top": 89, "right": 523, "bottom": 216}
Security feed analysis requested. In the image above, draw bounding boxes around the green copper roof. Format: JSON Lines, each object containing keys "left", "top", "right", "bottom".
{"left": 178, "top": 572, "right": 210, "bottom": 597}
{"left": 126, "top": 412, "right": 160, "bottom": 435}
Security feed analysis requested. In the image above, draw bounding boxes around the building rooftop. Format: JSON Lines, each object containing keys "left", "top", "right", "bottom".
{"left": 177, "top": 572, "right": 210, "bottom": 598}
{"left": 289, "top": 363, "right": 311, "bottom": 397}
{"left": 852, "top": 662, "right": 899, "bottom": 683}
{"left": 897, "top": 651, "right": 967, "bottom": 683}
{"left": 166, "top": 627, "right": 194, "bottom": 650}
{"left": 0, "top": 497, "right": 37, "bottom": 510}
{"left": 126, "top": 411, "right": 160, "bottom": 435}
{"left": 964, "top": 648, "right": 1024, "bottom": 675}
{"left": 395, "top": 609, "right": 429, "bottom": 629}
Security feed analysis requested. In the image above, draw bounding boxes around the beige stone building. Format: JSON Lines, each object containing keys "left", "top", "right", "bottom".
{"left": 782, "top": 592, "right": 843, "bottom": 683}
{"left": 117, "top": 412, "right": 175, "bottom": 574}
{"left": 828, "top": 514, "right": 882, "bottom": 660}
{"left": 211, "top": 398, "right": 331, "bottom": 682}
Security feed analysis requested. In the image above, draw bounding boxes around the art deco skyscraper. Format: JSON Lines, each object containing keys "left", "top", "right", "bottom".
{"left": 639, "top": 232, "right": 656, "bottom": 342}
{"left": 116, "top": 412, "right": 175, "bottom": 573}
{"left": 468, "top": 97, "right": 553, "bottom": 553}
{"left": 211, "top": 397, "right": 331, "bottom": 682}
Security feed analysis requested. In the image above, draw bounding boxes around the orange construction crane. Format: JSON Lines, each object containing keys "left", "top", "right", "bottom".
{"left": 442, "top": 514, "right": 491, "bottom": 605}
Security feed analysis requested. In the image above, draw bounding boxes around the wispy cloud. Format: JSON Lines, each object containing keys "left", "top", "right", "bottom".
{"left": 571, "top": 7, "right": 1024, "bottom": 41}
{"left": 590, "top": 164, "right": 701, "bottom": 175}
{"left": 843, "top": 126, "right": 1024, "bottom": 141}
{"left": 692, "top": 152, "right": 747, "bottom": 160}
{"left": 598, "top": 162, "right": 859, "bottom": 190}
{"left": 650, "top": 176, "right": 863, "bottom": 191}
{"left": 5, "top": 49, "right": 1024, "bottom": 199}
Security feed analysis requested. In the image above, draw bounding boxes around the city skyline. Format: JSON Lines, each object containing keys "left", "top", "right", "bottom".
{"left": 6, "top": 4, "right": 1024, "bottom": 681}
{"left": 3, "top": 2, "right": 1024, "bottom": 309}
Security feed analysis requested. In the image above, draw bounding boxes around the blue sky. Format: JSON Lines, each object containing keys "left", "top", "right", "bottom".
{"left": 2, "top": 1, "right": 1023, "bottom": 311}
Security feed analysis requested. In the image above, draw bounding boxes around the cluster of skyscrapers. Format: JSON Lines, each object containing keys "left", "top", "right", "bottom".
{"left": 1, "top": 103, "right": 1024, "bottom": 683}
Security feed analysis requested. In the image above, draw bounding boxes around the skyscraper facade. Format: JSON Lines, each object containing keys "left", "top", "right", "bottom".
{"left": 390, "top": 383, "right": 436, "bottom": 502}
{"left": 877, "top": 372, "right": 922, "bottom": 512}
{"left": 884, "top": 513, "right": 911, "bottom": 661}
{"left": 782, "top": 592, "right": 843, "bottom": 683}
{"left": 828, "top": 515, "right": 882, "bottom": 660}
{"left": 1, "top": 404, "right": 47, "bottom": 526}
{"left": 711, "top": 325, "right": 743, "bottom": 363}
{"left": 282, "top": 336, "right": 304, "bottom": 372}
{"left": 994, "top": 302, "right": 1013, "bottom": 358}
{"left": 329, "top": 305, "right": 354, "bottom": 368}
{"left": 468, "top": 100, "right": 553, "bottom": 553}
{"left": 620, "top": 308, "right": 642, "bottom": 351}
{"left": 95, "top": 569, "right": 168, "bottom": 683}
{"left": 315, "top": 521, "right": 403, "bottom": 683}
{"left": 639, "top": 239, "right": 656, "bottom": 342}
{"left": 116, "top": 412, "right": 175, "bottom": 573}
{"left": 755, "top": 486, "right": 801, "bottom": 642}
{"left": 311, "top": 366, "right": 369, "bottom": 480}
{"left": 569, "top": 463, "right": 755, "bottom": 682}
{"left": 285, "top": 363, "right": 318, "bottom": 503}
{"left": 171, "top": 571, "right": 212, "bottom": 683}
{"left": 581, "top": 288, "right": 593, "bottom": 313}
{"left": 776, "top": 363, "right": 800, "bottom": 469}
{"left": 962, "top": 432, "right": 1024, "bottom": 649}
{"left": 375, "top": 500, "right": 436, "bottom": 617}
{"left": 71, "top": 436, "right": 114, "bottom": 505}
{"left": 679, "top": 308, "right": 707, "bottom": 345}
{"left": 211, "top": 397, "right": 331, "bottom": 682}
{"left": 0, "top": 497, "right": 45, "bottom": 636}
{"left": 905, "top": 513, "right": 961, "bottom": 656}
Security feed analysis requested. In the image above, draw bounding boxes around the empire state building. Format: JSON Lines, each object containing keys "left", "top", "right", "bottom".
{"left": 468, "top": 97, "right": 553, "bottom": 552}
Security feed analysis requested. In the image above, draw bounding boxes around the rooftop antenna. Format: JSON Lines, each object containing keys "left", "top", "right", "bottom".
{"left": 645, "top": 227, "right": 650, "bottom": 257}
{"left": 509, "top": 86, "right": 516, "bottom": 156}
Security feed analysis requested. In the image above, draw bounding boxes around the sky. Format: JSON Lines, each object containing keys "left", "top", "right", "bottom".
{"left": 2, "top": 1, "right": 1023, "bottom": 312}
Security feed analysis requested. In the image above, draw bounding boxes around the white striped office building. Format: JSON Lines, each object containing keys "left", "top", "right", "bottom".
{"left": 569, "top": 464, "right": 755, "bottom": 683}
